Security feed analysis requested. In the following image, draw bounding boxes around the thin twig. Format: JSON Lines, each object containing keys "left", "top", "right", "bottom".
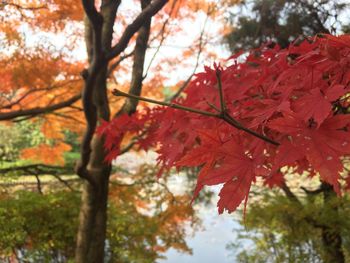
{"left": 143, "top": 0, "right": 178, "bottom": 79}
{"left": 168, "top": 5, "right": 210, "bottom": 101}
{"left": 113, "top": 89, "right": 218, "bottom": 117}
{"left": 34, "top": 175, "right": 43, "bottom": 194}
{"left": 107, "top": 51, "right": 134, "bottom": 77}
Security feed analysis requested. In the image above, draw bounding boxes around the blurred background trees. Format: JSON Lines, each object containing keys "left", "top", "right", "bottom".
{"left": 224, "top": 0, "right": 350, "bottom": 51}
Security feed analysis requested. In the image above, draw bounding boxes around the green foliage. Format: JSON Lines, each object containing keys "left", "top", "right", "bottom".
{"left": 0, "top": 121, "right": 80, "bottom": 177}
{"left": 230, "top": 190, "right": 350, "bottom": 262}
{"left": 0, "top": 190, "right": 79, "bottom": 262}
{"left": 0, "top": 165, "right": 198, "bottom": 262}
{"left": 62, "top": 130, "right": 80, "bottom": 153}
{"left": 225, "top": 0, "right": 350, "bottom": 51}
{"left": 0, "top": 121, "right": 44, "bottom": 163}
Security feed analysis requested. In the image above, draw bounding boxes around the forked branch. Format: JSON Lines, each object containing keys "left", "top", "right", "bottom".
{"left": 111, "top": 89, "right": 279, "bottom": 146}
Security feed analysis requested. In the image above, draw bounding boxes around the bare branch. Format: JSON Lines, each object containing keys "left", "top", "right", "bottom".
{"left": 107, "top": 51, "right": 134, "bottom": 76}
{"left": 301, "top": 186, "right": 324, "bottom": 195}
{"left": 0, "top": 94, "right": 81, "bottom": 121}
{"left": 0, "top": 164, "right": 76, "bottom": 190}
{"left": 107, "top": 0, "right": 169, "bottom": 60}
{"left": 82, "top": 0, "right": 103, "bottom": 30}
{"left": 115, "top": 0, "right": 152, "bottom": 117}
{"left": 143, "top": 0, "right": 178, "bottom": 78}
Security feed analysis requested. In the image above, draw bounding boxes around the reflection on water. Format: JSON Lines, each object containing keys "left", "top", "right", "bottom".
{"left": 115, "top": 152, "right": 242, "bottom": 263}
{"left": 159, "top": 185, "right": 241, "bottom": 263}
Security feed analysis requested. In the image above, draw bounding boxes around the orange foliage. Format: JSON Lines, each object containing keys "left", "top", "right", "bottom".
{"left": 2, "top": 0, "right": 83, "bottom": 31}
{"left": 21, "top": 141, "right": 71, "bottom": 165}
{"left": 1, "top": 0, "right": 237, "bottom": 164}
{"left": 108, "top": 165, "right": 199, "bottom": 254}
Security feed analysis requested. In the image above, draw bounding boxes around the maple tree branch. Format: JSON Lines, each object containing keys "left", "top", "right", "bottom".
{"left": 1, "top": 90, "right": 39, "bottom": 110}
{"left": 107, "top": 51, "right": 134, "bottom": 76}
{"left": 0, "top": 164, "right": 77, "bottom": 191}
{"left": 0, "top": 79, "right": 80, "bottom": 110}
{"left": 0, "top": 164, "right": 74, "bottom": 175}
{"left": 301, "top": 186, "right": 324, "bottom": 195}
{"left": 82, "top": 0, "right": 103, "bottom": 32}
{"left": 107, "top": 0, "right": 169, "bottom": 60}
{"left": 281, "top": 181, "right": 301, "bottom": 204}
{"left": 0, "top": 94, "right": 81, "bottom": 121}
{"left": 217, "top": 70, "right": 279, "bottom": 145}
{"left": 113, "top": 89, "right": 218, "bottom": 117}
{"left": 112, "top": 89, "right": 280, "bottom": 145}
{"left": 222, "top": 113, "right": 279, "bottom": 145}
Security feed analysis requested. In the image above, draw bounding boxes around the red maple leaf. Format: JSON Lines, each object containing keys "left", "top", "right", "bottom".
{"left": 292, "top": 84, "right": 346, "bottom": 125}
{"left": 269, "top": 113, "right": 350, "bottom": 193}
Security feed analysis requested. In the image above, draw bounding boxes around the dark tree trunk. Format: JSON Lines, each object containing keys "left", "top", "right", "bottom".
{"left": 74, "top": 0, "right": 160, "bottom": 262}
{"left": 75, "top": 108, "right": 112, "bottom": 261}
{"left": 75, "top": 1, "right": 119, "bottom": 261}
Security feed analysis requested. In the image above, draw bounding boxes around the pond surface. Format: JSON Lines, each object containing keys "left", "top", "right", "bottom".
{"left": 159, "top": 185, "right": 242, "bottom": 263}
{"left": 115, "top": 152, "right": 244, "bottom": 262}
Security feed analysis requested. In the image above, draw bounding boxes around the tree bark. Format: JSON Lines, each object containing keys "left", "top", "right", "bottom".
{"left": 75, "top": 62, "right": 112, "bottom": 263}
{"left": 119, "top": 0, "right": 152, "bottom": 115}
{"left": 75, "top": 0, "right": 159, "bottom": 262}
{"left": 75, "top": 160, "right": 111, "bottom": 262}
{"left": 75, "top": 1, "right": 119, "bottom": 261}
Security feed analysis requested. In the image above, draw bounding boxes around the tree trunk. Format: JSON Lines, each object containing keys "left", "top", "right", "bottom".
{"left": 74, "top": 0, "right": 164, "bottom": 261}
{"left": 75, "top": 167, "right": 110, "bottom": 262}
{"left": 321, "top": 182, "right": 345, "bottom": 263}
{"left": 75, "top": 5, "right": 115, "bottom": 260}
{"left": 75, "top": 59, "right": 112, "bottom": 262}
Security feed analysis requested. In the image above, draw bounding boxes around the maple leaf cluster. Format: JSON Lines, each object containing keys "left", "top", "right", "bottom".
{"left": 100, "top": 35, "right": 350, "bottom": 214}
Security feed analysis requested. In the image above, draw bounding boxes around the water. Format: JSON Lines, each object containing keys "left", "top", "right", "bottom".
{"left": 114, "top": 152, "right": 243, "bottom": 262}
{"left": 159, "top": 186, "right": 242, "bottom": 263}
